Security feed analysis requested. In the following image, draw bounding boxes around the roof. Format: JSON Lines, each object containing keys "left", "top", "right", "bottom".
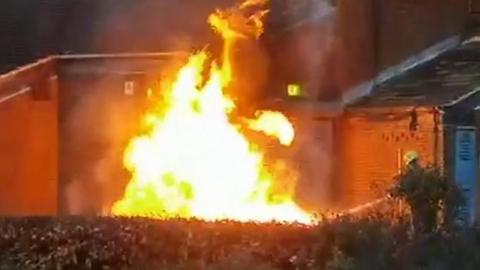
{"left": 350, "top": 34, "right": 480, "bottom": 108}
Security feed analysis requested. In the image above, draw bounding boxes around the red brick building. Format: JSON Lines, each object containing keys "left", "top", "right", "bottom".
{"left": 272, "top": 0, "right": 475, "bottom": 209}
{"left": 0, "top": 0, "right": 478, "bottom": 215}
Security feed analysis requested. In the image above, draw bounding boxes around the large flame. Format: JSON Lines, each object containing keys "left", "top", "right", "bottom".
{"left": 247, "top": 111, "right": 295, "bottom": 146}
{"left": 112, "top": 0, "right": 312, "bottom": 224}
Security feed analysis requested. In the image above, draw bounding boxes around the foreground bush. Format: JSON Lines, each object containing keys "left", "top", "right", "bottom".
{"left": 0, "top": 215, "right": 479, "bottom": 270}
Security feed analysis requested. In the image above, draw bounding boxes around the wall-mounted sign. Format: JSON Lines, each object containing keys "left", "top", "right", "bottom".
{"left": 287, "top": 84, "right": 302, "bottom": 97}
{"left": 124, "top": 81, "right": 135, "bottom": 96}
{"left": 454, "top": 126, "right": 478, "bottom": 225}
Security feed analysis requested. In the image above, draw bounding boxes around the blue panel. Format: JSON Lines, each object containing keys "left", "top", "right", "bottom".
{"left": 454, "top": 127, "right": 478, "bottom": 224}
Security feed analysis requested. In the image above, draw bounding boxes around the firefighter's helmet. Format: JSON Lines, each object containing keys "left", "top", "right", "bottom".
{"left": 404, "top": 151, "right": 419, "bottom": 165}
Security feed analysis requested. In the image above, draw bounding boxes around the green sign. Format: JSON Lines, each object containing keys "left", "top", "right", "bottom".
{"left": 287, "top": 84, "right": 302, "bottom": 97}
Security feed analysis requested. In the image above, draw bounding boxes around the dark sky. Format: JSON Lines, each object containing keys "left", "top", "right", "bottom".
{"left": 0, "top": 0, "right": 239, "bottom": 72}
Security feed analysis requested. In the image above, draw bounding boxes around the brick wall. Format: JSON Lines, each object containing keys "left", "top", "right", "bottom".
{"left": 270, "top": 0, "right": 468, "bottom": 99}
{"left": 473, "top": 0, "right": 480, "bottom": 12}
{"left": 0, "top": 65, "right": 58, "bottom": 215}
{"left": 377, "top": 0, "right": 468, "bottom": 69}
{"left": 334, "top": 0, "right": 377, "bottom": 93}
{"left": 333, "top": 0, "right": 468, "bottom": 94}
{"left": 339, "top": 107, "right": 442, "bottom": 208}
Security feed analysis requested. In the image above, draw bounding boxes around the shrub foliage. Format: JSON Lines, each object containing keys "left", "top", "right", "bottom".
{"left": 0, "top": 214, "right": 479, "bottom": 270}
{"left": 390, "top": 165, "right": 465, "bottom": 232}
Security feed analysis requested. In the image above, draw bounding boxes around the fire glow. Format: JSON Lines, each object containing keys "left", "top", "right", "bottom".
{"left": 112, "top": 0, "right": 312, "bottom": 224}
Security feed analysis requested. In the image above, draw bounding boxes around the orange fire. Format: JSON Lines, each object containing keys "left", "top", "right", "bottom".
{"left": 247, "top": 111, "right": 295, "bottom": 146}
{"left": 112, "top": 0, "right": 312, "bottom": 224}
